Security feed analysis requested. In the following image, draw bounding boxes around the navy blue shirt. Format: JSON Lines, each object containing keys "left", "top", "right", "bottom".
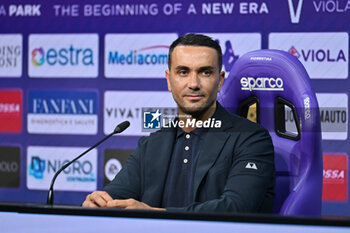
{"left": 162, "top": 126, "right": 208, "bottom": 208}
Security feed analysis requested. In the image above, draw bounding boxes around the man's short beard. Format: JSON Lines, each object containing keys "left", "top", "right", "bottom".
{"left": 178, "top": 100, "right": 215, "bottom": 119}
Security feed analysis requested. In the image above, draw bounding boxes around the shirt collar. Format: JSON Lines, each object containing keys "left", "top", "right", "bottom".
{"left": 175, "top": 103, "right": 219, "bottom": 138}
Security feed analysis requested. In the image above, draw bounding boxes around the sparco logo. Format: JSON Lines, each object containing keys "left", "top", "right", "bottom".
{"left": 240, "top": 77, "right": 284, "bottom": 91}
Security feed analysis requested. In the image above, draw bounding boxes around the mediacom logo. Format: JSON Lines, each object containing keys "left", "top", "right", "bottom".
{"left": 108, "top": 46, "right": 168, "bottom": 65}
{"left": 0, "top": 146, "right": 20, "bottom": 188}
{"left": 104, "top": 91, "right": 176, "bottom": 136}
{"left": 269, "top": 32, "right": 348, "bottom": 79}
{"left": 104, "top": 33, "right": 177, "bottom": 78}
{"left": 0, "top": 34, "right": 22, "bottom": 78}
{"left": 27, "top": 146, "right": 97, "bottom": 191}
{"left": 0, "top": 90, "right": 22, "bottom": 133}
{"left": 322, "top": 154, "right": 348, "bottom": 202}
{"left": 204, "top": 33, "right": 261, "bottom": 73}
{"left": 27, "top": 90, "right": 98, "bottom": 135}
{"left": 28, "top": 34, "right": 98, "bottom": 78}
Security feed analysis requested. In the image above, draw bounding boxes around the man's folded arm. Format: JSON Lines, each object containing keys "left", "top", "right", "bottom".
{"left": 167, "top": 171, "right": 274, "bottom": 213}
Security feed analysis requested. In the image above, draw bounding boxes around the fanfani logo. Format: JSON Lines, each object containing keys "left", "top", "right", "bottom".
{"left": 108, "top": 45, "right": 168, "bottom": 66}
{"left": 288, "top": 46, "right": 346, "bottom": 62}
{"left": 240, "top": 77, "right": 284, "bottom": 91}
{"left": 143, "top": 109, "right": 221, "bottom": 130}
{"left": 32, "top": 97, "right": 94, "bottom": 114}
{"left": 31, "top": 45, "right": 94, "bottom": 66}
{"left": 32, "top": 48, "right": 44, "bottom": 66}
{"left": 28, "top": 90, "right": 98, "bottom": 135}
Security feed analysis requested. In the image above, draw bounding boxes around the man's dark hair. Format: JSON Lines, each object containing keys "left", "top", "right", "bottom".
{"left": 168, "top": 33, "right": 222, "bottom": 71}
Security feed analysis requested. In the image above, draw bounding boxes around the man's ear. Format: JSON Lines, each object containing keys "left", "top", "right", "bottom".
{"left": 165, "top": 70, "right": 172, "bottom": 92}
{"left": 217, "top": 71, "right": 225, "bottom": 92}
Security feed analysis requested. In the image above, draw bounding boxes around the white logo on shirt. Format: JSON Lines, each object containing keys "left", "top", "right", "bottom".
{"left": 245, "top": 162, "right": 258, "bottom": 170}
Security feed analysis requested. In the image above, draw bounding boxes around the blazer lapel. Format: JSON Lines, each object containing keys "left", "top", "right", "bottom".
{"left": 192, "top": 103, "right": 234, "bottom": 199}
{"left": 143, "top": 129, "right": 176, "bottom": 206}
{"left": 193, "top": 131, "right": 229, "bottom": 198}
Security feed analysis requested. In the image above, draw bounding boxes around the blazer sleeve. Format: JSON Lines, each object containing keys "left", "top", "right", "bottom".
{"left": 103, "top": 137, "right": 146, "bottom": 200}
{"left": 167, "top": 127, "right": 275, "bottom": 213}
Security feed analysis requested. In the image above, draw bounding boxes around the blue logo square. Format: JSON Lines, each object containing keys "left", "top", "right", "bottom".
{"left": 29, "top": 156, "right": 45, "bottom": 179}
{"left": 143, "top": 109, "right": 162, "bottom": 129}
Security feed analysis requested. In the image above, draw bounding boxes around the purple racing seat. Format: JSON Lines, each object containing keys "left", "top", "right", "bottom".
{"left": 218, "top": 49, "right": 323, "bottom": 216}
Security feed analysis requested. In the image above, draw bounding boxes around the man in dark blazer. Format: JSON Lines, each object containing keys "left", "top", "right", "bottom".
{"left": 83, "top": 34, "right": 275, "bottom": 213}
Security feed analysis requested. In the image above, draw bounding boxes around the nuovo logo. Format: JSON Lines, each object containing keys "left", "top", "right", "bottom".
{"left": 31, "top": 45, "right": 94, "bottom": 67}
{"left": 240, "top": 77, "right": 284, "bottom": 91}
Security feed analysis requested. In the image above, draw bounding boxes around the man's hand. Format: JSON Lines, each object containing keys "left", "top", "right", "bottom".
{"left": 82, "top": 191, "right": 113, "bottom": 207}
{"left": 82, "top": 191, "right": 165, "bottom": 211}
{"left": 106, "top": 198, "right": 165, "bottom": 211}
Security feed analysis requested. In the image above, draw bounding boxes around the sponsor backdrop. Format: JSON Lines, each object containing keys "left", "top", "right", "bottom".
{"left": 0, "top": 0, "right": 349, "bottom": 216}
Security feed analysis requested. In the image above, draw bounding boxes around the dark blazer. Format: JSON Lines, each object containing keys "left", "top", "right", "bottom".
{"left": 104, "top": 104, "right": 275, "bottom": 213}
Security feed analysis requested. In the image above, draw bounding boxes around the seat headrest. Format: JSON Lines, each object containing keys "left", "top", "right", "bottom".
{"left": 218, "top": 49, "right": 320, "bottom": 133}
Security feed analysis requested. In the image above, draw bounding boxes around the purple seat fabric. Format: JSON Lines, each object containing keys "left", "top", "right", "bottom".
{"left": 218, "top": 49, "right": 323, "bottom": 216}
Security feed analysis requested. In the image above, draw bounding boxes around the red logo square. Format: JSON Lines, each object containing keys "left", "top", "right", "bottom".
{"left": 0, "top": 90, "right": 22, "bottom": 133}
{"left": 322, "top": 154, "right": 348, "bottom": 201}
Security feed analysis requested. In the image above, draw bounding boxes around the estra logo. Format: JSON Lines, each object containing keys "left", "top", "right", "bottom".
{"left": 322, "top": 154, "right": 348, "bottom": 201}
{"left": 269, "top": 32, "right": 348, "bottom": 79}
{"left": 105, "top": 33, "right": 177, "bottom": 78}
{"left": 28, "top": 34, "right": 98, "bottom": 78}
{"left": 0, "top": 90, "right": 22, "bottom": 133}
